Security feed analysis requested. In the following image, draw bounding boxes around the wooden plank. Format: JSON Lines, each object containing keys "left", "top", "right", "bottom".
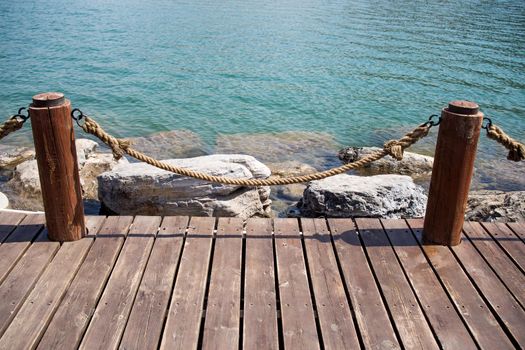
{"left": 382, "top": 219, "right": 476, "bottom": 349}
{"left": 452, "top": 222, "right": 525, "bottom": 346}
{"left": 0, "top": 214, "right": 45, "bottom": 284}
{"left": 201, "top": 217, "right": 243, "bottom": 350}
{"left": 160, "top": 216, "right": 216, "bottom": 350}
{"left": 406, "top": 219, "right": 515, "bottom": 349}
{"left": 37, "top": 216, "right": 134, "bottom": 350}
{"left": 0, "top": 211, "right": 26, "bottom": 243}
{"left": 120, "top": 216, "right": 188, "bottom": 350}
{"left": 463, "top": 222, "right": 525, "bottom": 308}
{"left": 301, "top": 218, "right": 360, "bottom": 349}
{"left": 355, "top": 218, "right": 439, "bottom": 350}
{"left": 0, "top": 218, "right": 99, "bottom": 350}
{"left": 0, "top": 229, "right": 60, "bottom": 337}
{"left": 79, "top": 216, "right": 160, "bottom": 350}
{"left": 243, "top": 218, "right": 279, "bottom": 350}
{"left": 274, "top": 218, "right": 320, "bottom": 350}
{"left": 481, "top": 222, "right": 525, "bottom": 271}
{"left": 507, "top": 222, "right": 525, "bottom": 242}
{"left": 328, "top": 219, "right": 399, "bottom": 350}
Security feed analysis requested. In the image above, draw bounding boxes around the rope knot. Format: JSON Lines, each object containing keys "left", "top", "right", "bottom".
{"left": 383, "top": 124, "right": 431, "bottom": 161}
{"left": 383, "top": 140, "right": 405, "bottom": 160}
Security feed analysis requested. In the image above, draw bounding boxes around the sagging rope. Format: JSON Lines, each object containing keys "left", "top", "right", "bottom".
{"left": 78, "top": 115, "right": 432, "bottom": 186}
{"left": 485, "top": 123, "right": 525, "bottom": 162}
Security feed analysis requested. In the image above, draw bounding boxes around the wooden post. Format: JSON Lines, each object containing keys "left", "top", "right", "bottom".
{"left": 423, "top": 100, "right": 483, "bottom": 246}
{"left": 29, "top": 92, "right": 86, "bottom": 241}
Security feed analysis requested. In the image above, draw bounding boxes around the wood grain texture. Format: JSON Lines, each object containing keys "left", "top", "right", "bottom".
{"left": 274, "top": 218, "right": 320, "bottom": 350}
{"left": 243, "top": 218, "right": 279, "bottom": 350}
{"left": 507, "top": 222, "right": 525, "bottom": 242}
{"left": 301, "top": 218, "right": 360, "bottom": 350}
{"left": 0, "top": 217, "right": 99, "bottom": 350}
{"left": 79, "top": 216, "right": 159, "bottom": 350}
{"left": 0, "top": 229, "right": 60, "bottom": 337}
{"left": 423, "top": 102, "right": 483, "bottom": 245}
{"left": 463, "top": 222, "right": 525, "bottom": 308}
{"left": 0, "top": 214, "right": 45, "bottom": 284}
{"left": 120, "top": 216, "right": 188, "bottom": 350}
{"left": 201, "top": 217, "right": 243, "bottom": 350}
{"left": 407, "top": 219, "right": 515, "bottom": 349}
{"left": 0, "top": 212, "right": 26, "bottom": 243}
{"left": 29, "top": 96, "right": 85, "bottom": 241}
{"left": 37, "top": 216, "right": 133, "bottom": 350}
{"left": 355, "top": 218, "right": 439, "bottom": 350}
{"left": 452, "top": 223, "right": 525, "bottom": 346}
{"left": 160, "top": 216, "right": 216, "bottom": 350}
{"left": 382, "top": 219, "right": 476, "bottom": 349}
{"left": 480, "top": 222, "right": 525, "bottom": 271}
{"left": 329, "top": 219, "right": 400, "bottom": 350}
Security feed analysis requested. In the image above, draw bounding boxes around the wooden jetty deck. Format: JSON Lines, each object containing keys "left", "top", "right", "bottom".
{"left": 0, "top": 212, "right": 523, "bottom": 349}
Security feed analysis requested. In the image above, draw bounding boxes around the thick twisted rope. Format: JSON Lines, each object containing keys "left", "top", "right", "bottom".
{"left": 0, "top": 117, "right": 26, "bottom": 140}
{"left": 486, "top": 124, "right": 525, "bottom": 162}
{"left": 80, "top": 116, "right": 431, "bottom": 186}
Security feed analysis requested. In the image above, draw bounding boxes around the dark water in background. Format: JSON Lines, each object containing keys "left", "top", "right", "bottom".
{"left": 1, "top": 0, "right": 524, "bottom": 191}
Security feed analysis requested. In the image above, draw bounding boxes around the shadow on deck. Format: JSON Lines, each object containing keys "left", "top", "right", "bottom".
{"left": 0, "top": 211, "right": 523, "bottom": 349}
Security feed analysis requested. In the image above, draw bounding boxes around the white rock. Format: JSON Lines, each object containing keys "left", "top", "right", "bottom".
{"left": 0, "top": 192, "right": 9, "bottom": 209}
{"left": 98, "top": 154, "right": 272, "bottom": 219}
{"left": 0, "top": 145, "right": 35, "bottom": 169}
{"left": 5, "top": 139, "right": 127, "bottom": 210}
{"left": 298, "top": 174, "right": 427, "bottom": 219}
{"left": 338, "top": 146, "right": 434, "bottom": 176}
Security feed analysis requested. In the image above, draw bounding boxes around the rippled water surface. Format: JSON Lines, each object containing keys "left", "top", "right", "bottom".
{"left": 1, "top": 0, "right": 524, "bottom": 189}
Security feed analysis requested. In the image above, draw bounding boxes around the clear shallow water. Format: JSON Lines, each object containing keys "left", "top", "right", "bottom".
{"left": 1, "top": 0, "right": 524, "bottom": 190}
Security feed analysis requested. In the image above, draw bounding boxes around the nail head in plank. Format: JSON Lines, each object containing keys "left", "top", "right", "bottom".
{"left": 301, "top": 218, "right": 361, "bottom": 350}
{"left": 452, "top": 222, "right": 525, "bottom": 346}
{"left": 406, "top": 219, "right": 515, "bottom": 349}
{"left": 0, "top": 220, "right": 97, "bottom": 350}
{"left": 328, "top": 218, "right": 400, "bottom": 350}
{"left": 37, "top": 216, "right": 134, "bottom": 350}
{"left": 480, "top": 222, "right": 525, "bottom": 272}
{"left": 243, "top": 218, "right": 279, "bottom": 350}
{"left": 381, "top": 219, "right": 479, "bottom": 349}
{"left": 355, "top": 218, "right": 439, "bottom": 350}
{"left": 274, "top": 218, "right": 320, "bottom": 350}
{"left": 160, "top": 216, "right": 216, "bottom": 350}
{"left": 463, "top": 222, "right": 525, "bottom": 308}
{"left": 79, "top": 216, "right": 160, "bottom": 350}
{"left": 507, "top": 222, "right": 525, "bottom": 242}
{"left": 120, "top": 216, "right": 188, "bottom": 350}
{"left": 0, "top": 229, "right": 60, "bottom": 337}
{"left": 201, "top": 217, "right": 243, "bottom": 350}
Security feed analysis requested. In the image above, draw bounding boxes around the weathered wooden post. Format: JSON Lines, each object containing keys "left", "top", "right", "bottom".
{"left": 423, "top": 100, "right": 483, "bottom": 246}
{"left": 29, "top": 92, "right": 86, "bottom": 241}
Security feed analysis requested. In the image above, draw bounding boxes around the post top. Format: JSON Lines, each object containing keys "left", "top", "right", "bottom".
{"left": 32, "top": 92, "right": 65, "bottom": 108}
{"left": 447, "top": 100, "right": 479, "bottom": 115}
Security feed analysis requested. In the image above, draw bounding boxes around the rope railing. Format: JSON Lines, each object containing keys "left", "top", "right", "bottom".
{"left": 0, "top": 106, "right": 523, "bottom": 187}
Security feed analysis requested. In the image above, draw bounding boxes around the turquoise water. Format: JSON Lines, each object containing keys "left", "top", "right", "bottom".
{"left": 1, "top": 0, "right": 524, "bottom": 189}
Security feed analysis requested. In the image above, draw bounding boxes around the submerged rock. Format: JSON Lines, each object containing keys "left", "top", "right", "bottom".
{"left": 466, "top": 190, "right": 525, "bottom": 222}
{"left": 5, "top": 139, "right": 127, "bottom": 210}
{"left": 98, "top": 154, "right": 272, "bottom": 219}
{"left": 296, "top": 174, "right": 427, "bottom": 219}
{"left": 338, "top": 146, "right": 434, "bottom": 176}
{"left": 127, "top": 130, "right": 208, "bottom": 159}
{"left": 0, "top": 145, "right": 35, "bottom": 169}
{"left": 216, "top": 131, "right": 339, "bottom": 169}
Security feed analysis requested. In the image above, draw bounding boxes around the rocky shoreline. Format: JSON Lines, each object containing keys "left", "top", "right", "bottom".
{"left": 0, "top": 130, "right": 523, "bottom": 222}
